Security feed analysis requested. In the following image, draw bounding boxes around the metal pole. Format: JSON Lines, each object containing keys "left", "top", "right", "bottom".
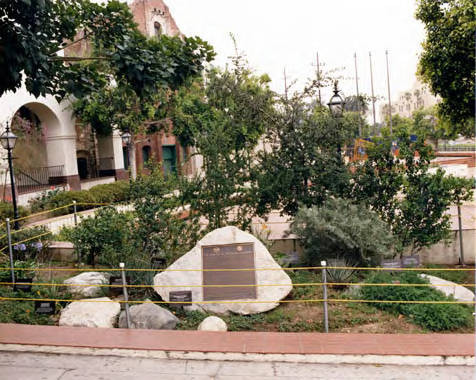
{"left": 321, "top": 260, "right": 329, "bottom": 333}
{"left": 5, "top": 124, "right": 19, "bottom": 230}
{"left": 385, "top": 50, "right": 393, "bottom": 134}
{"left": 369, "top": 52, "right": 377, "bottom": 133}
{"left": 6, "top": 218, "right": 15, "bottom": 285}
{"left": 457, "top": 204, "right": 465, "bottom": 266}
{"left": 73, "top": 200, "right": 78, "bottom": 226}
{"left": 316, "top": 52, "right": 322, "bottom": 106}
{"left": 354, "top": 52, "right": 362, "bottom": 136}
{"left": 120, "top": 262, "right": 131, "bottom": 328}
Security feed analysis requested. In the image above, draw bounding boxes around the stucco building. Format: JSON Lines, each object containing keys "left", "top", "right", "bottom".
{"left": 379, "top": 79, "right": 439, "bottom": 121}
{"left": 0, "top": 0, "right": 196, "bottom": 205}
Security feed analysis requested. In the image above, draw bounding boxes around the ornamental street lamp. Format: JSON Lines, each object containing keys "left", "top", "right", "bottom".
{"left": 327, "top": 80, "right": 345, "bottom": 154}
{"left": 121, "top": 131, "right": 137, "bottom": 180}
{"left": 0, "top": 122, "right": 19, "bottom": 229}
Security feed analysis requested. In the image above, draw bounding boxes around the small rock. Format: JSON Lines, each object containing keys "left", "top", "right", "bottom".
{"left": 59, "top": 297, "right": 120, "bottom": 328}
{"left": 118, "top": 301, "right": 179, "bottom": 330}
{"left": 64, "top": 272, "right": 110, "bottom": 298}
{"left": 197, "top": 316, "right": 227, "bottom": 331}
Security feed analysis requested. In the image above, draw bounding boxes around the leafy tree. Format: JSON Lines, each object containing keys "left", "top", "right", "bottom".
{"left": 256, "top": 85, "right": 357, "bottom": 216}
{"left": 416, "top": 0, "right": 475, "bottom": 136}
{"left": 1, "top": 0, "right": 214, "bottom": 101}
{"left": 170, "top": 53, "right": 275, "bottom": 230}
{"left": 129, "top": 167, "right": 201, "bottom": 261}
{"left": 351, "top": 130, "right": 474, "bottom": 253}
{"left": 291, "top": 198, "right": 395, "bottom": 266}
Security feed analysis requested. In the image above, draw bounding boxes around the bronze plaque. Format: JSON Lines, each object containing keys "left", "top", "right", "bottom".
{"left": 202, "top": 243, "right": 257, "bottom": 301}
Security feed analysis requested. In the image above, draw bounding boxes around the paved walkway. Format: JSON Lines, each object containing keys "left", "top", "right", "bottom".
{"left": 0, "top": 351, "right": 473, "bottom": 380}
{"left": 0, "top": 324, "right": 473, "bottom": 357}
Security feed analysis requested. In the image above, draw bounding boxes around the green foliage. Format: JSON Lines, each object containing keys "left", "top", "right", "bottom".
{"left": 170, "top": 51, "right": 275, "bottom": 230}
{"left": 361, "top": 271, "right": 473, "bottom": 331}
{"left": 256, "top": 86, "right": 357, "bottom": 216}
{"left": 129, "top": 168, "right": 201, "bottom": 263}
{"left": 0, "top": 286, "right": 54, "bottom": 325}
{"left": 29, "top": 181, "right": 130, "bottom": 215}
{"left": 351, "top": 130, "right": 474, "bottom": 252}
{"left": 0, "top": 202, "right": 29, "bottom": 222}
{"left": 291, "top": 199, "right": 394, "bottom": 266}
{"left": 1, "top": 0, "right": 215, "bottom": 104}
{"left": 63, "top": 207, "right": 132, "bottom": 267}
{"left": 416, "top": 0, "right": 475, "bottom": 136}
{"left": 0, "top": 226, "right": 50, "bottom": 262}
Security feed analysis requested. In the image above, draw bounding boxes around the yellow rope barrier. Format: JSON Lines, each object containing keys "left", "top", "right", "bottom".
{"left": 8, "top": 202, "right": 111, "bottom": 224}
{"left": 0, "top": 266, "right": 474, "bottom": 272}
{"left": 1, "top": 296, "right": 474, "bottom": 305}
{"left": 0, "top": 281, "right": 474, "bottom": 288}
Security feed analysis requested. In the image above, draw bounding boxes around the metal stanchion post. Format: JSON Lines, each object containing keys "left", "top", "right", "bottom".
{"left": 73, "top": 200, "right": 78, "bottom": 226}
{"left": 120, "top": 262, "right": 131, "bottom": 328}
{"left": 321, "top": 260, "right": 329, "bottom": 333}
{"left": 6, "top": 218, "right": 15, "bottom": 286}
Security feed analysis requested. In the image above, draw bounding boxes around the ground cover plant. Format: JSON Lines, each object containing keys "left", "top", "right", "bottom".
{"left": 360, "top": 271, "right": 474, "bottom": 331}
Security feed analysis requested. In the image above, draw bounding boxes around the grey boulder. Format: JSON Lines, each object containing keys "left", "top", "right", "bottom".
{"left": 118, "top": 301, "right": 179, "bottom": 330}
{"left": 64, "top": 272, "right": 110, "bottom": 298}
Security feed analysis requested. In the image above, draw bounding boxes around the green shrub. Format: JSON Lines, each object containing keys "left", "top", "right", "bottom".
{"left": 0, "top": 202, "right": 29, "bottom": 222}
{"left": 361, "top": 271, "right": 473, "bottom": 331}
{"left": 29, "top": 181, "right": 131, "bottom": 216}
{"left": 63, "top": 207, "right": 133, "bottom": 267}
{"left": 291, "top": 198, "right": 395, "bottom": 266}
{"left": 87, "top": 181, "right": 131, "bottom": 204}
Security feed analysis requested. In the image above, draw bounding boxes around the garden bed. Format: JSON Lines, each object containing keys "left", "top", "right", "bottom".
{"left": 0, "top": 263, "right": 473, "bottom": 333}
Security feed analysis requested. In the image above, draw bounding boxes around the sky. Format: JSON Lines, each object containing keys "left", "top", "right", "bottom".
{"left": 126, "top": 0, "right": 427, "bottom": 121}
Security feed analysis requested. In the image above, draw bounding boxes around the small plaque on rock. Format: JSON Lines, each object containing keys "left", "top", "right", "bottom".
{"left": 13, "top": 278, "right": 33, "bottom": 292}
{"left": 35, "top": 300, "right": 56, "bottom": 315}
{"left": 169, "top": 290, "right": 192, "bottom": 307}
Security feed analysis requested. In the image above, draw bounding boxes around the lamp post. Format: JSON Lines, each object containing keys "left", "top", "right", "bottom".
{"left": 0, "top": 122, "right": 19, "bottom": 230}
{"left": 327, "top": 80, "right": 345, "bottom": 155}
{"left": 121, "top": 131, "right": 136, "bottom": 180}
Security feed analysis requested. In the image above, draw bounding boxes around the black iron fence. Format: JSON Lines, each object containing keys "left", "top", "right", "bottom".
{"left": 15, "top": 165, "right": 65, "bottom": 194}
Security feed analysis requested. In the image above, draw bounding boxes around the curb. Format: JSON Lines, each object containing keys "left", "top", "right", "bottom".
{"left": 1, "top": 344, "right": 474, "bottom": 366}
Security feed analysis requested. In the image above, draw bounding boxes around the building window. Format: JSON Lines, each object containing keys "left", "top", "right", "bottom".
{"left": 162, "top": 145, "right": 176, "bottom": 175}
{"left": 142, "top": 145, "right": 151, "bottom": 164}
{"left": 154, "top": 22, "right": 162, "bottom": 37}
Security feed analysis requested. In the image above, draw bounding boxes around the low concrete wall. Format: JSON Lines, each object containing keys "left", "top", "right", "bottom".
{"left": 269, "top": 229, "right": 475, "bottom": 265}
{"left": 80, "top": 176, "right": 115, "bottom": 191}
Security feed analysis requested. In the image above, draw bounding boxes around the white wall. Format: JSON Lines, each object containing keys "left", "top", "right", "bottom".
{"left": 0, "top": 84, "right": 79, "bottom": 180}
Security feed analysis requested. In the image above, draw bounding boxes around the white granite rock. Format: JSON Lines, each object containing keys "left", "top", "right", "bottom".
{"left": 118, "top": 301, "right": 179, "bottom": 329}
{"left": 59, "top": 297, "right": 120, "bottom": 328}
{"left": 420, "top": 274, "right": 475, "bottom": 302}
{"left": 154, "top": 226, "right": 293, "bottom": 315}
{"left": 198, "top": 316, "right": 227, "bottom": 331}
{"left": 64, "top": 272, "right": 110, "bottom": 298}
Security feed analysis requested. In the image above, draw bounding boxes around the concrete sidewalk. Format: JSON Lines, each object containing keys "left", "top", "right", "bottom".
{"left": 0, "top": 324, "right": 474, "bottom": 366}
{"left": 0, "top": 351, "right": 473, "bottom": 380}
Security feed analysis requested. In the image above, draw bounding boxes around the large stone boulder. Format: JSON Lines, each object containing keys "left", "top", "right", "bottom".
{"left": 118, "top": 301, "right": 179, "bottom": 329}
{"left": 64, "top": 272, "right": 110, "bottom": 298}
{"left": 154, "top": 226, "right": 293, "bottom": 315}
{"left": 59, "top": 297, "right": 120, "bottom": 328}
{"left": 420, "top": 274, "right": 475, "bottom": 302}
{"left": 198, "top": 316, "right": 227, "bottom": 331}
